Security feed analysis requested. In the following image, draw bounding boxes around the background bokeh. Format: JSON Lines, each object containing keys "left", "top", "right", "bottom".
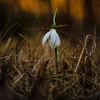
{"left": 0, "top": 0, "right": 100, "bottom": 41}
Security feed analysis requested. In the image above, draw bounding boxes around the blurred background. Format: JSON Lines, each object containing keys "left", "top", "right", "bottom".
{"left": 0, "top": 0, "right": 100, "bottom": 41}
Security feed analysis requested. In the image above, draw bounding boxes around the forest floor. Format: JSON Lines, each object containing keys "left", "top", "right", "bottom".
{"left": 0, "top": 23, "right": 100, "bottom": 100}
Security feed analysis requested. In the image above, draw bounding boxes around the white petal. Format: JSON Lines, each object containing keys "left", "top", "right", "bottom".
{"left": 42, "top": 31, "right": 50, "bottom": 46}
{"left": 49, "top": 40, "right": 54, "bottom": 49}
{"left": 55, "top": 35, "right": 60, "bottom": 46}
{"left": 50, "top": 29, "right": 61, "bottom": 47}
{"left": 49, "top": 40, "right": 56, "bottom": 49}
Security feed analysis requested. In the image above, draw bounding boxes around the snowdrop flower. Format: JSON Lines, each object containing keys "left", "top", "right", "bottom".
{"left": 42, "top": 9, "right": 60, "bottom": 74}
{"left": 42, "top": 29, "right": 60, "bottom": 49}
{"left": 42, "top": 9, "right": 61, "bottom": 49}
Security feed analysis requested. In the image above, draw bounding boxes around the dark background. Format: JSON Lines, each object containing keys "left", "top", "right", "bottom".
{"left": 0, "top": 0, "right": 100, "bottom": 41}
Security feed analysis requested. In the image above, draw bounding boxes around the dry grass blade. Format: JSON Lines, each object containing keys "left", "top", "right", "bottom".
{"left": 14, "top": 73, "right": 25, "bottom": 83}
{"left": 60, "top": 55, "right": 73, "bottom": 70}
{"left": 31, "top": 56, "right": 43, "bottom": 72}
{"left": 32, "top": 25, "right": 43, "bottom": 55}
{"left": 1, "top": 17, "right": 10, "bottom": 36}
{"left": 75, "top": 34, "right": 92, "bottom": 73}
{"left": 84, "top": 35, "right": 97, "bottom": 69}
{"left": 37, "top": 20, "right": 50, "bottom": 28}
{"left": 4, "top": 50, "right": 13, "bottom": 62}
{"left": 56, "top": 24, "right": 69, "bottom": 27}
{"left": 19, "top": 33, "right": 43, "bottom": 55}
{"left": 59, "top": 76, "right": 79, "bottom": 95}
{"left": 1, "top": 22, "right": 18, "bottom": 41}
{"left": 12, "top": 64, "right": 22, "bottom": 76}
{"left": 90, "top": 26, "right": 96, "bottom": 56}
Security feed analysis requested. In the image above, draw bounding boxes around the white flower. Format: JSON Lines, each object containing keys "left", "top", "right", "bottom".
{"left": 42, "top": 29, "right": 60, "bottom": 49}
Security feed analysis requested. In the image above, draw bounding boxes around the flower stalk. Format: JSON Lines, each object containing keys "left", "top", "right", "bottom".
{"left": 53, "top": 9, "right": 57, "bottom": 25}
{"left": 52, "top": 9, "right": 59, "bottom": 74}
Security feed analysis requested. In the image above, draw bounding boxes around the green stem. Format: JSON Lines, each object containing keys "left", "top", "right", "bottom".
{"left": 51, "top": 9, "right": 57, "bottom": 29}
{"left": 55, "top": 47, "right": 58, "bottom": 74}
{"left": 53, "top": 9, "right": 57, "bottom": 25}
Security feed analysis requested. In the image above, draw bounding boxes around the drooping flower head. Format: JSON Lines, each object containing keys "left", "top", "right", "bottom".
{"left": 42, "top": 9, "right": 61, "bottom": 49}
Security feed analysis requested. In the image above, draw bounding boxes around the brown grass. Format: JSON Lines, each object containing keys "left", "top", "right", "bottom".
{"left": 0, "top": 23, "right": 100, "bottom": 100}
